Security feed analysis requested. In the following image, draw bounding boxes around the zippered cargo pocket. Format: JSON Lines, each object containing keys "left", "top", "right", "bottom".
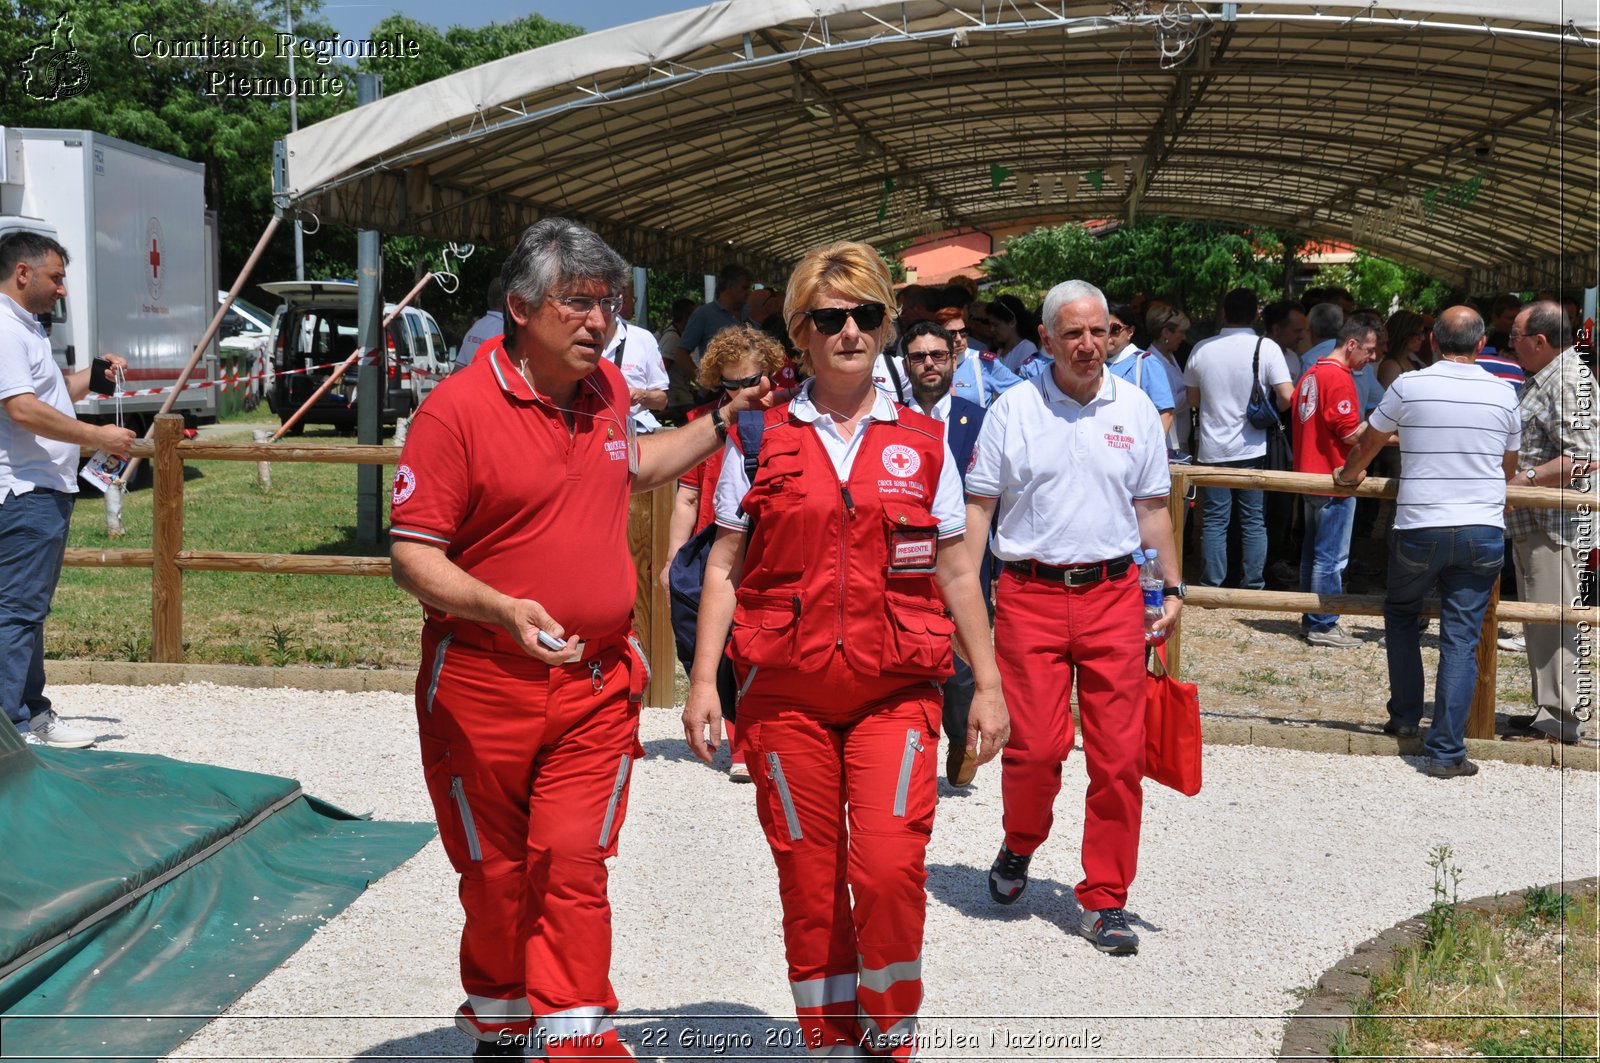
{"left": 892, "top": 729, "right": 923, "bottom": 818}
{"left": 424, "top": 632, "right": 454, "bottom": 713}
{"left": 598, "top": 754, "right": 632, "bottom": 848}
{"left": 449, "top": 775, "right": 483, "bottom": 861}
{"left": 766, "top": 752, "right": 803, "bottom": 841}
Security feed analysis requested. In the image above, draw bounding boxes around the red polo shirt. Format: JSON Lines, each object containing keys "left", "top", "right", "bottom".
{"left": 1292, "top": 356, "right": 1362, "bottom": 493}
{"left": 391, "top": 347, "right": 638, "bottom": 643}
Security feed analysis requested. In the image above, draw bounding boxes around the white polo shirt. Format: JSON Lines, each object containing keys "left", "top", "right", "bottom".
{"left": 713, "top": 380, "right": 966, "bottom": 538}
{"left": 0, "top": 292, "right": 78, "bottom": 501}
{"left": 601, "top": 321, "right": 670, "bottom": 433}
{"left": 1182, "top": 326, "right": 1291, "bottom": 463}
{"left": 966, "top": 369, "right": 1169, "bottom": 565}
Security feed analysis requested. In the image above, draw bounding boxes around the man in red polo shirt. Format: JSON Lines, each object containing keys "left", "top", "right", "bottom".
{"left": 1291, "top": 311, "right": 1382, "bottom": 648}
{"left": 389, "top": 218, "right": 767, "bottom": 1059}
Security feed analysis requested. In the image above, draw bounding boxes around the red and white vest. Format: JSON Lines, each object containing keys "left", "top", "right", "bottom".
{"left": 729, "top": 402, "right": 954, "bottom": 678}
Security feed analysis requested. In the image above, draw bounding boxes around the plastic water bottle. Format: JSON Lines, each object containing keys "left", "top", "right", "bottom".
{"left": 1140, "top": 557, "right": 1166, "bottom": 644}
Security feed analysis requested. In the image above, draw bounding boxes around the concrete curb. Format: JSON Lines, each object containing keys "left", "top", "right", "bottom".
{"left": 1278, "top": 877, "right": 1600, "bottom": 1062}
{"left": 44, "top": 661, "right": 1598, "bottom": 772}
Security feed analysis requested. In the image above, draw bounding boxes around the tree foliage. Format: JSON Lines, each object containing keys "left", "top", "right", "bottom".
{"left": 982, "top": 217, "right": 1287, "bottom": 323}
{"left": 1309, "top": 250, "right": 1457, "bottom": 315}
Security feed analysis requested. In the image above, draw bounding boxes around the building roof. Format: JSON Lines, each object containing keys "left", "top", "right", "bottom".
{"left": 279, "top": 0, "right": 1599, "bottom": 290}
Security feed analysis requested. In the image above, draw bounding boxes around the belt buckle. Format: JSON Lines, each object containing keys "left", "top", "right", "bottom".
{"left": 1064, "top": 563, "right": 1099, "bottom": 587}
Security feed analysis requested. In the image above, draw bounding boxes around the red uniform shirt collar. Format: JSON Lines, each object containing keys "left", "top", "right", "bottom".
{"left": 488, "top": 344, "right": 608, "bottom": 411}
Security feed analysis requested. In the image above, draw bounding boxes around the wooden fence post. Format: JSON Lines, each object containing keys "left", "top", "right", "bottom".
{"left": 151, "top": 414, "right": 185, "bottom": 662}
{"left": 1467, "top": 578, "right": 1501, "bottom": 740}
{"left": 628, "top": 484, "right": 678, "bottom": 708}
{"left": 1165, "top": 467, "right": 1189, "bottom": 679}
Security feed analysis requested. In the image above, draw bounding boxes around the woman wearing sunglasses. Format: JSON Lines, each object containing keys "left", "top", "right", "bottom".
{"left": 683, "top": 241, "right": 1007, "bottom": 1061}
{"left": 664, "top": 325, "right": 790, "bottom": 782}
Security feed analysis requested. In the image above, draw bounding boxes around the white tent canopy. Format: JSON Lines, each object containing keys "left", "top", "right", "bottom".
{"left": 279, "top": 0, "right": 1599, "bottom": 289}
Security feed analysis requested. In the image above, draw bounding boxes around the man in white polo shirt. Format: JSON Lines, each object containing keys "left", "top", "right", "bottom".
{"left": 0, "top": 231, "right": 135, "bottom": 748}
{"left": 1183, "top": 287, "right": 1294, "bottom": 590}
{"left": 1334, "top": 306, "right": 1519, "bottom": 779}
{"left": 600, "top": 287, "right": 669, "bottom": 433}
{"left": 965, "top": 278, "right": 1183, "bottom": 957}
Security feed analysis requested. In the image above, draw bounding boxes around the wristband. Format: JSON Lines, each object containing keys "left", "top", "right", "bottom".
{"left": 710, "top": 405, "right": 729, "bottom": 442}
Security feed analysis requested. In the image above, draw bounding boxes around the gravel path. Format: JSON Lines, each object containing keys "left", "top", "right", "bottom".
{"left": 47, "top": 682, "right": 1598, "bottom": 1062}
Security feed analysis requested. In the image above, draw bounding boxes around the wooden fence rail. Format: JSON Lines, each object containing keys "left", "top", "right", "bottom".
{"left": 64, "top": 419, "right": 1594, "bottom": 730}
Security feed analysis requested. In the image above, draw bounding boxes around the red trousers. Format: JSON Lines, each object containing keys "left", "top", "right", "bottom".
{"left": 416, "top": 623, "right": 646, "bottom": 1058}
{"left": 738, "top": 652, "right": 941, "bottom": 1060}
{"left": 994, "top": 567, "right": 1146, "bottom": 911}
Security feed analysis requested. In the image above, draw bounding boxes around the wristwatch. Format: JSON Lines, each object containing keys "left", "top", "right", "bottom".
{"left": 1525, "top": 467, "right": 1538, "bottom": 484}
{"left": 1163, "top": 582, "right": 1188, "bottom": 599}
{"left": 709, "top": 405, "right": 729, "bottom": 442}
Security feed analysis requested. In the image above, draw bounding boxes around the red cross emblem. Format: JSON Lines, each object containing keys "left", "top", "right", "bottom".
{"left": 881, "top": 444, "right": 921, "bottom": 478}
{"left": 149, "top": 238, "right": 161, "bottom": 279}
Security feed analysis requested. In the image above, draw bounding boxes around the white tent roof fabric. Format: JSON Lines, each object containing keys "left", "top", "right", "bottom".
{"left": 281, "top": 0, "right": 1599, "bottom": 289}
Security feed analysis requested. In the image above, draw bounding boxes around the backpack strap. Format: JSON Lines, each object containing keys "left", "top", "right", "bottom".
{"left": 883, "top": 350, "right": 906, "bottom": 401}
{"left": 734, "top": 409, "right": 767, "bottom": 518}
{"left": 609, "top": 325, "right": 628, "bottom": 367}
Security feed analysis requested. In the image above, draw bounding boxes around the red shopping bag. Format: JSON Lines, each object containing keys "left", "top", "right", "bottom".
{"left": 1144, "top": 642, "right": 1202, "bottom": 796}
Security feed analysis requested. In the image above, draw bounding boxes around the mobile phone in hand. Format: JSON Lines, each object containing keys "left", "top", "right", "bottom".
{"left": 536, "top": 629, "right": 566, "bottom": 652}
{"left": 89, "top": 358, "right": 116, "bottom": 395}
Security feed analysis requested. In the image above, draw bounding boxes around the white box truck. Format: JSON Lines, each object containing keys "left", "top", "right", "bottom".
{"left": 0, "top": 127, "right": 217, "bottom": 429}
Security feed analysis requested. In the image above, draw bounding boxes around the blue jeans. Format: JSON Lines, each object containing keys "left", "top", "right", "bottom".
{"left": 0, "top": 488, "right": 75, "bottom": 729}
{"left": 1300, "top": 494, "right": 1356, "bottom": 632}
{"left": 1199, "top": 456, "right": 1266, "bottom": 589}
{"left": 1383, "top": 526, "right": 1503, "bottom": 765}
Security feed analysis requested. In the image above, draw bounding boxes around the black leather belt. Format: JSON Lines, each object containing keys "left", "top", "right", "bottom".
{"left": 1003, "top": 555, "right": 1133, "bottom": 587}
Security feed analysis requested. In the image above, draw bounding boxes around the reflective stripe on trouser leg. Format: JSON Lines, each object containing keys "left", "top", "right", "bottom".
{"left": 456, "top": 994, "right": 534, "bottom": 1043}
{"left": 746, "top": 712, "right": 860, "bottom": 1054}
{"left": 844, "top": 697, "right": 937, "bottom": 1062}
{"left": 540, "top": 1005, "right": 629, "bottom": 1059}
{"left": 993, "top": 570, "right": 1078, "bottom": 855}
{"left": 1062, "top": 571, "right": 1146, "bottom": 911}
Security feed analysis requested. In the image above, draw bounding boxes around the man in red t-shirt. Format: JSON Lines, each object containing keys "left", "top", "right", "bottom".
{"left": 1291, "top": 311, "right": 1382, "bottom": 647}
{"left": 389, "top": 218, "right": 766, "bottom": 1059}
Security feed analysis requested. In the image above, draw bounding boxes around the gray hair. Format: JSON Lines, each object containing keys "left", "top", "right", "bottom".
{"left": 1337, "top": 311, "right": 1382, "bottom": 347}
{"left": 1524, "top": 300, "right": 1573, "bottom": 349}
{"left": 1040, "top": 280, "right": 1108, "bottom": 336}
{"left": 500, "top": 217, "right": 628, "bottom": 348}
{"left": 1307, "top": 302, "right": 1344, "bottom": 342}
{"left": 1433, "top": 307, "right": 1486, "bottom": 355}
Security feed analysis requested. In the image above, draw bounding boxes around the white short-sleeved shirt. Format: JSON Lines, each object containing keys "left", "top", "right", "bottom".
{"left": 1182, "top": 327, "right": 1292, "bottom": 462}
{"left": 1368, "top": 360, "right": 1520, "bottom": 530}
{"left": 966, "top": 369, "right": 1170, "bottom": 564}
{"left": 713, "top": 381, "right": 966, "bottom": 538}
{"left": 0, "top": 292, "right": 78, "bottom": 501}
{"left": 456, "top": 310, "right": 502, "bottom": 368}
{"left": 602, "top": 321, "right": 670, "bottom": 433}
{"left": 998, "top": 338, "right": 1040, "bottom": 374}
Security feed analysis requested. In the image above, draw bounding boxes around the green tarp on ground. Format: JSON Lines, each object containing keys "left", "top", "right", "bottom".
{"left": 0, "top": 731, "right": 433, "bottom": 1063}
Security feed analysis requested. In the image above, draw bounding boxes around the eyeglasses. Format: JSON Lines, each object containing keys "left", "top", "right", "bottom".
{"left": 720, "top": 373, "right": 762, "bottom": 391}
{"left": 948, "top": 328, "right": 969, "bottom": 338}
{"left": 905, "top": 349, "right": 952, "bottom": 366}
{"left": 548, "top": 294, "right": 623, "bottom": 317}
{"left": 804, "top": 303, "right": 887, "bottom": 335}
{"left": 1508, "top": 330, "right": 1538, "bottom": 343}
{"left": 1108, "top": 323, "right": 1132, "bottom": 335}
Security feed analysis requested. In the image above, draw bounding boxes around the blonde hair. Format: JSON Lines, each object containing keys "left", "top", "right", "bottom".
{"left": 1145, "top": 301, "right": 1191, "bottom": 336}
{"left": 783, "top": 241, "right": 897, "bottom": 375}
{"left": 696, "top": 325, "right": 788, "bottom": 390}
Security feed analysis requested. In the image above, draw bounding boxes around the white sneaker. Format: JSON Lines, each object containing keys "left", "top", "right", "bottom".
{"left": 20, "top": 729, "right": 43, "bottom": 746}
{"left": 1497, "top": 635, "right": 1526, "bottom": 652}
{"left": 728, "top": 760, "right": 752, "bottom": 783}
{"left": 29, "top": 710, "right": 96, "bottom": 748}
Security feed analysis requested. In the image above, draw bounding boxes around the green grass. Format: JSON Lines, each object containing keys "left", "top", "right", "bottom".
{"left": 1336, "top": 866, "right": 1599, "bottom": 1062}
{"left": 52, "top": 433, "right": 423, "bottom": 669}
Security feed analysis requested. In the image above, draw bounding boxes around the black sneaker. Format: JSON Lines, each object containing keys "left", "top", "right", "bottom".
{"left": 1426, "top": 758, "right": 1479, "bottom": 779}
{"left": 1382, "top": 719, "right": 1419, "bottom": 738}
{"left": 1079, "top": 906, "right": 1140, "bottom": 955}
{"left": 988, "top": 845, "right": 1031, "bottom": 905}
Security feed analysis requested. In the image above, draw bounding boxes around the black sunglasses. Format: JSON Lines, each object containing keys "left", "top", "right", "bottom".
{"left": 721, "top": 373, "right": 762, "bottom": 391}
{"left": 804, "top": 303, "right": 887, "bottom": 336}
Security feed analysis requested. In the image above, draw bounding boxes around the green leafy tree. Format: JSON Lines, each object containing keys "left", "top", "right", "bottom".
{"left": 1310, "top": 251, "right": 1457, "bottom": 315}
{"left": 984, "top": 217, "right": 1285, "bottom": 323}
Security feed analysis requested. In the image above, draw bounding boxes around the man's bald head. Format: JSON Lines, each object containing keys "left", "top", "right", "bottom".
{"left": 1432, "top": 305, "right": 1485, "bottom": 356}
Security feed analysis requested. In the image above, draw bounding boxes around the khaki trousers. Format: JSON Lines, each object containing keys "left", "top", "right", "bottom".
{"left": 1512, "top": 528, "right": 1591, "bottom": 743}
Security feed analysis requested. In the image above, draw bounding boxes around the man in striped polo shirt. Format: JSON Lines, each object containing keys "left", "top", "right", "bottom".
{"left": 1335, "top": 306, "right": 1520, "bottom": 778}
